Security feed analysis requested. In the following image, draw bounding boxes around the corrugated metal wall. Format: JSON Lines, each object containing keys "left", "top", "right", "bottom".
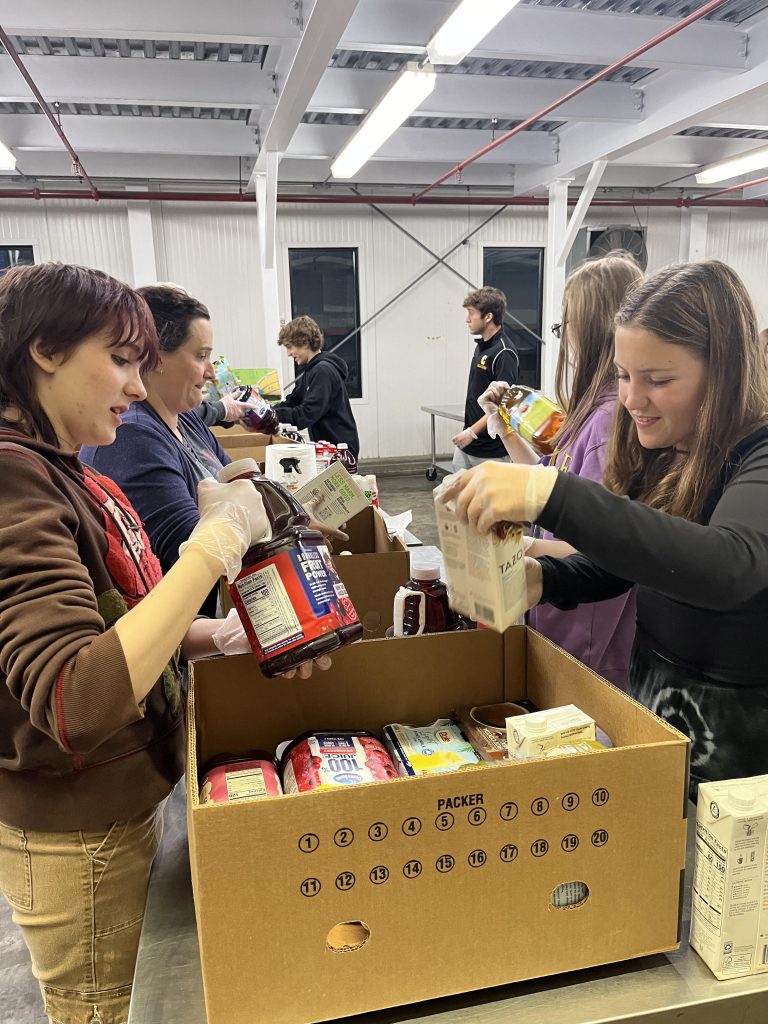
{"left": 1, "top": 199, "right": 766, "bottom": 459}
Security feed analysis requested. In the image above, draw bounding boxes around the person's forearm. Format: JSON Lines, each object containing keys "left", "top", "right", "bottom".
{"left": 470, "top": 414, "right": 488, "bottom": 436}
{"left": 499, "top": 429, "right": 539, "bottom": 465}
{"left": 527, "top": 538, "right": 577, "bottom": 559}
{"left": 114, "top": 547, "right": 222, "bottom": 703}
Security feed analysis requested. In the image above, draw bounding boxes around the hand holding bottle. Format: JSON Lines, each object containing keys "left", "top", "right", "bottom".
{"left": 179, "top": 478, "right": 270, "bottom": 582}
{"left": 477, "top": 380, "right": 512, "bottom": 439}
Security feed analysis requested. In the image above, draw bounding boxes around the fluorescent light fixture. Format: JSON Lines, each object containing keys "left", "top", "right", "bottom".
{"left": 695, "top": 143, "right": 768, "bottom": 185}
{"left": 330, "top": 63, "right": 435, "bottom": 180}
{"left": 427, "top": 0, "right": 523, "bottom": 65}
{"left": 0, "top": 139, "right": 16, "bottom": 171}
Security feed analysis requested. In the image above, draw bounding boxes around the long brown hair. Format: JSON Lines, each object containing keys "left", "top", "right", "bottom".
{"left": 553, "top": 252, "right": 643, "bottom": 444}
{"left": 604, "top": 260, "right": 768, "bottom": 522}
{"left": 0, "top": 262, "right": 158, "bottom": 446}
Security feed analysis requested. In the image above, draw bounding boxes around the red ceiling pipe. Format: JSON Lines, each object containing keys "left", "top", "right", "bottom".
{"left": 0, "top": 189, "right": 766, "bottom": 207}
{"left": 0, "top": 25, "right": 100, "bottom": 200}
{"left": 692, "top": 172, "right": 768, "bottom": 202}
{"left": 411, "top": 0, "right": 731, "bottom": 203}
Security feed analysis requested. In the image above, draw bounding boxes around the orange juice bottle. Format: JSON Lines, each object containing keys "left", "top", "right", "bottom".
{"left": 498, "top": 385, "right": 565, "bottom": 456}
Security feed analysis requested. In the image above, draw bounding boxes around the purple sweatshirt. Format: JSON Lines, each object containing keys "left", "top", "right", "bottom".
{"left": 527, "top": 392, "right": 636, "bottom": 690}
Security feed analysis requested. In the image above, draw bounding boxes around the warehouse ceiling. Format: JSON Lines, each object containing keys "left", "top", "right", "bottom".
{"left": 0, "top": 0, "right": 767, "bottom": 199}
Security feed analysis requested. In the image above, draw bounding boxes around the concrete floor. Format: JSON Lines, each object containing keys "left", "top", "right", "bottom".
{"left": 0, "top": 470, "right": 443, "bottom": 1024}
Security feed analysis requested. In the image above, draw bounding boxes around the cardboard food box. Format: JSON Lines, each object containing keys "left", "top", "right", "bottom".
{"left": 187, "top": 628, "right": 689, "bottom": 1024}
{"left": 335, "top": 504, "right": 409, "bottom": 638}
{"left": 211, "top": 424, "right": 293, "bottom": 468}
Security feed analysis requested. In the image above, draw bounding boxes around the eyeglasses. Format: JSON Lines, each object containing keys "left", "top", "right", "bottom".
{"left": 551, "top": 322, "right": 562, "bottom": 339}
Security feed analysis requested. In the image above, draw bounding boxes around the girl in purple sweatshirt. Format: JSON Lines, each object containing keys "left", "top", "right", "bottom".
{"left": 481, "top": 253, "right": 643, "bottom": 689}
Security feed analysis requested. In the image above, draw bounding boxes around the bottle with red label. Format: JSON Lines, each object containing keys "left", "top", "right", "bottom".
{"left": 331, "top": 442, "right": 358, "bottom": 475}
{"left": 219, "top": 458, "right": 363, "bottom": 676}
{"left": 393, "top": 563, "right": 469, "bottom": 636}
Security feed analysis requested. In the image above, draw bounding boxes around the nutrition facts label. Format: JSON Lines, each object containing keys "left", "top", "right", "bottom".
{"left": 693, "top": 822, "right": 727, "bottom": 931}
{"left": 236, "top": 563, "right": 301, "bottom": 648}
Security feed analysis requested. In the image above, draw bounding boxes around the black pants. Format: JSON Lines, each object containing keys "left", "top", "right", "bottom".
{"left": 630, "top": 638, "right": 768, "bottom": 803}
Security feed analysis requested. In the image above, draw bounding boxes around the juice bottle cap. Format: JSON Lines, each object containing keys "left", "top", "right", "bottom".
{"left": 337, "top": 443, "right": 348, "bottom": 450}
{"left": 729, "top": 788, "right": 757, "bottom": 811}
{"left": 411, "top": 564, "right": 441, "bottom": 582}
{"left": 219, "top": 458, "right": 260, "bottom": 482}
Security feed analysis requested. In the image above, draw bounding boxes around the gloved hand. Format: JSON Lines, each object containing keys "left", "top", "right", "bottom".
{"left": 219, "top": 393, "right": 253, "bottom": 423}
{"left": 179, "top": 477, "right": 270, "bottom": 582}
{"left": 438, "top": 461, "right": 559, "bottom": 533}
{"left": 452, "top": 427, "right": 477, "bottom": 450}
{"left": 477, "top": 381, "right": 511, "bottom": 440}
{"left": 302, "top": 492, "right": 349, "bottom": 547}
{"left": 212, "top": 608, "right": 251, "bottom": 655}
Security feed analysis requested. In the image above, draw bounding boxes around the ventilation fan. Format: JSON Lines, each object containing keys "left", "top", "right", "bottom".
{"left": 588, "top": 227, "right": 648, "bottom": 270}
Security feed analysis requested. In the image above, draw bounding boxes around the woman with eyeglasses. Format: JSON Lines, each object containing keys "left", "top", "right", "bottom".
{"left": 479, "top": 252, "right": 643, "bottom": 689}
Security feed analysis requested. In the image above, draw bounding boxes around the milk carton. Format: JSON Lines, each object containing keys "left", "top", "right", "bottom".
{"left": 690, "top": 775, "right": 768, "bottom": 979}
{"left": 433, "top": 474, "right": 527, "bottom": 631}
{"left": 506, "top": 705, "right": 596, "bottom": 760}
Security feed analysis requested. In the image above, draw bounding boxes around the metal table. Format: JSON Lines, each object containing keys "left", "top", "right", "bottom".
{"left": 421, "top": 404, "right": 464, "bottom": 481}
{"left": 129, "top": 784, "right": 768, "bottom": 1024}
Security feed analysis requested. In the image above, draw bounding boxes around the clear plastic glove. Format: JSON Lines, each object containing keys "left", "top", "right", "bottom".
{"left": 212, "top": 608, "right": 251, "bottom": 655}
{"left": 219, "top": 393, "right": 253, "bottom": 423}
{"left": 437, "top": 461, "right": 559, "bottom": 533}
{"left": 179, "top": 477, "right": 270, "bottom": 582}
{"left": 478, "top": 381, "right": 511, "bottom": 440}
{"left": 452, "top": 427, "right": 477, "bottom": 450}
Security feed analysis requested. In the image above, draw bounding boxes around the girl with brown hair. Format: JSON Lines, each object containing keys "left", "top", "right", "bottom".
{"left": 446, "top": 259, "right": 768, "bottom": 798}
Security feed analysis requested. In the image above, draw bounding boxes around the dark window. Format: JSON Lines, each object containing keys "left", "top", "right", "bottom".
{"left": 483, "top": 247, "right": 543, "bottom": 389}
{"left": 287, "top": 248, "right": 362, "bottom": 399}
{"left": 0, "top": 245, "right": 34, "bottom": 276}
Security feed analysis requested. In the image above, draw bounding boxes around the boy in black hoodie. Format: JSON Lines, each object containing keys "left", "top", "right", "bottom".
{"left": 272, "top": 316, "right": 360, "bottom": 458}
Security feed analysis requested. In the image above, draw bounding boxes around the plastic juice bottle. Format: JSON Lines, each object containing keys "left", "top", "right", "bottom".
{"left": 242, "top": 392, "right": 280, "bottom": 435}
{"left": 332, "top": 442, "right": 358, "bottom": 475}
{"left": 498, "top": 385, "right": 565, "bottom": 456}
{"left": 315, "top": 440, "right": 336, "bottom": 474}
{"left": 219, "top": 458, "right": 363, "bottom": 676}
{"left": 278, "top": 422, "right": 304, "bottom": 443}
{"left": 393, "top": 564, "right": 469, "bottom": 636}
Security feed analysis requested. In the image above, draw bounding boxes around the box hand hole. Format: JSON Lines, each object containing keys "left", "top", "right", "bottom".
{"left": 326, "top": 921, "right": 371, "bottom": 953}
{"left": 551, "top": 881, "right": 589, "bottom": 909}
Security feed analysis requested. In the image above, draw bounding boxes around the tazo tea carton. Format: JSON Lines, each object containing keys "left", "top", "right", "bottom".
{"left": 434, "top": 473, "right": 527, "bottom": 630}
{"left": 506, "top": 704, "right": 596, "bottom": 760}
{"left": 691, "top": 775, "right": 768, "bottom": 979}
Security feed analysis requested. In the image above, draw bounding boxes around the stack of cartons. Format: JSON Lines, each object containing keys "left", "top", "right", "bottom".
{"left": 187, "top": 627, "right": 689, "bottom": 1024}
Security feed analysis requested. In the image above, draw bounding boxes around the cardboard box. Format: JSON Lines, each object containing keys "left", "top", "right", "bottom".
{"left": 212, "top": 424, "right": 293, "bottom": 468}
{"left": 690, "top": 774, "right": 768, "bottom": 979}
{"left": 187, "top": 628, "right": 689, "bottom": 1024}
{"left": 335, "top": 504, "right": 409, "bottom": 638}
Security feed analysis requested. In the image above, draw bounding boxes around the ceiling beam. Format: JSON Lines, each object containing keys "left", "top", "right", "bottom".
{"left": 311, "top": 67, "right": 644, "bottom": 122}
{"left": 287, "top": 122, "right": 556, "bottom": 164}
{"left": 254, "top": 0, "right": 360, "bottom": 175}
{"left": 343, "top": 2, "right": 748, "bottom": 73}
{"left": 512, "top": 16, "right": 768, "bottom": 195}
{"left": 1, "top": 0, "right": 301, "bottom": 45}
{"left": 10, "top": 150, "right": 255, "bottom": 181}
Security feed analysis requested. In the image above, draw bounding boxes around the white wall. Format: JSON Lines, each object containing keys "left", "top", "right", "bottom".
{"left": 1, "top": 197, "right": 766, "bottom": 460}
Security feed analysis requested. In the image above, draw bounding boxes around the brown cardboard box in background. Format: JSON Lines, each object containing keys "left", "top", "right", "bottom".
{"left": 187, "top": 628, "right": 689, "bottom": 1024}
{"left": 219, "top": 505, "right": 408, "bottom": 638}
{"left": 211, "top": 424, "right": 293, "bottom": 468}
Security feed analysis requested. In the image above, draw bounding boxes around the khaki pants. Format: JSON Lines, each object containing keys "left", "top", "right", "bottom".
{"left": 0, "top": 805, "right": 163, "bottom": 1024}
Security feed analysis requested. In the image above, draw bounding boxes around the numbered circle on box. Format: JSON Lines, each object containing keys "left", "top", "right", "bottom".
{"left": 592, "top": 788, "right": 610, "bottom": 808}
{"left": 300, "top": 877, "right": 322, "bottom": 898}
{"left": 368, "top": 821, "right": 388, "bottom": 842}
{"left": 562, "top": 792, "right": 580, "bottom": 812}
{"left": 500, "top": 843, "right": 519, "bottom": 864}
{"left": 531, "top": 838, "right": 549, "bottom": 858}
{"left": 435, "top": 811, "right": 455, "bottom": 832}
{"left": 561, "top": 833, "right": 579, "bottom": 853}
{"left": 499, "top": 802, "right": 519, "bottom": 822}
{"left": 403, "top": 859, "right": 422, "bottom": 879}
{"left": 531, "top": 797, "right": 549, "bottom": 817}
{"left": 335, "top": 871, "right": 356, "bottom": 892}
{"left": 298, "top": 833, "right": 320, "bottom": 854}
{"left": 468, "top": 807, "right": 487, "bottom": 827}
{"left": 369, "top": 865, "right": 389, "bottom": 885}
{"left": 334, "top": 827, "right": 354, "bottom": 848}
{"left": 468, "top": 849, "right": 487, "bottom": 868}
{"left": 436, "top": 853, "right": 455, "bottom": 874}
{"left": 591, "top": 828, "right": 609, "bottom": 848}
{"left": 402, "top": 816, "right": 422, "bottom": 837}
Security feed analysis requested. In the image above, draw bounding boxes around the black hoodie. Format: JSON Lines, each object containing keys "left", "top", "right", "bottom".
{"left": 273, "top": 351, "right": 360, "bottom": 457}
